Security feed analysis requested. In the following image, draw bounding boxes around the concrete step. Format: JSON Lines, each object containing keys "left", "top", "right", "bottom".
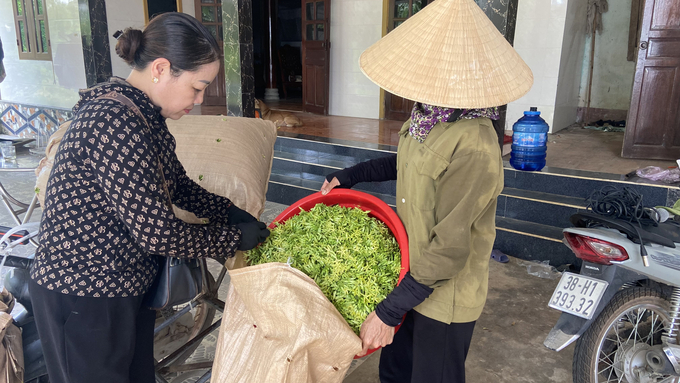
{"left": 504, "top": 165, "right": 673, "bottom": 207}
{"left": 501, "top": 187, "right": 586, "bottom": 209}
{"left": 495, "top": 217, "right": 577, "bottom": 267}
{"left": 275, "top": 135, "right": 396, "bottom": 165}
{"left": 498, "top": 188, "right": 587, "bottom": 229}
{"left": 272, "top": 152, "right": 397, "bottom": 197}
{"left": 266, "top": 173, "right": 396, "bottom": 208}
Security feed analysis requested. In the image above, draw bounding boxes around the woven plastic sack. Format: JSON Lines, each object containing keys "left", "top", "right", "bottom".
{"left": 166, "top": 115, "right": 277, "bottom": 269}
{"left": 212, "top": 263, "right": 362, "bottom": 383}
{"left": 0, "top": 289, "right": 22, "bottom": 383}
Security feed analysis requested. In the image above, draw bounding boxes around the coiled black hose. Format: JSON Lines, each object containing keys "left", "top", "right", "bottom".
{"left": 586, "top": 186, "right": 656, "bottom": 227}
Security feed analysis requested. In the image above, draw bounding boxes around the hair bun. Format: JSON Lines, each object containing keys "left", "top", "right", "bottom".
{"left": 115, "top": 28, "right": 143, "bottom": 66}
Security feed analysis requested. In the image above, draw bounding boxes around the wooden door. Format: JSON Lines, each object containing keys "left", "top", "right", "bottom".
{"left": 622, "top": 0, "right": 680, "bottom": 159}
{"left": 384, "top": 0, "right": 431, "bottom": 121}
{"left": 195, "top": 0, "right": 226, "bottom": 106}
{"left": 302, "top": 0, "right": 330, "bottom": 115}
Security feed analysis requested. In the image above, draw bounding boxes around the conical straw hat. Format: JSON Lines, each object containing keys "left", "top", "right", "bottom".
{"left": 359, "top": 0, "right": 533, "bottom": 109}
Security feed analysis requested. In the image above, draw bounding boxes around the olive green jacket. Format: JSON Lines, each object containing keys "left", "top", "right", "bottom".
{"left": 396, "top": 117, "right": 504, "bottom": 324}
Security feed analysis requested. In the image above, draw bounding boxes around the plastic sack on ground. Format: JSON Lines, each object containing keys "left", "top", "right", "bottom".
{"left": 0, "top": 289, "right": 22, "bottom": 383}
{"left": 517, "top": 260, "right": 561, "bottom": 280}
{"left": 635, "top": 166, "right": 680, "bottom": 183}
{"left": 211, "top": 263, "right": 362, "bottom": 383}
{"left": 166, "top": 115, "right": 277, "bottom": 269}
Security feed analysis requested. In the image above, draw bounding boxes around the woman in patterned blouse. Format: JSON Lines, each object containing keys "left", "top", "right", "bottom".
{"left": 28, "top": 13, "right": 270, "bottom": 383}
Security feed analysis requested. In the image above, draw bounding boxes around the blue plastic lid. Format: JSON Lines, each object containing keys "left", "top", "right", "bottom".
{"left": 513, "top": 106, "right": 548, "bottom": 130}
{"left": 523, "top": 106, "right": 540, "bottom": 116}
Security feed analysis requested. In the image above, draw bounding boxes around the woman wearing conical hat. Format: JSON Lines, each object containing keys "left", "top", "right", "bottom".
{"left": 320, "top": 0, "right": 532, "bottom": 381}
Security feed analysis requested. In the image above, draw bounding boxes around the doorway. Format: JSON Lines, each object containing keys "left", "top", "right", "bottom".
{"left": 253, "top": 0, "right": 304, "bottom": 111}
{"left": 192, "top": 0, "right": 331, "bottom": 113}
{"left": 145, "top": 0, "right": 183, "bottom": 22}
{"left": 252, "top": 0, "right": 331, "bottom": 114}
{"left": 579, "top": 0, "right": 680, "bottom": 161}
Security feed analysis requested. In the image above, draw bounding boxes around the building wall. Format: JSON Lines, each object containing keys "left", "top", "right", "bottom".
{"left": 106, "top": 1, "right": 196, "bottom": 79}
{"left": 328, "top": 0, "right": 382, "bottom": 119}
{"left": 0, "top": 0, "right": 86, "bottom": 109}
{"left": 507, "top": 0, "right": 570, "bottom": 133}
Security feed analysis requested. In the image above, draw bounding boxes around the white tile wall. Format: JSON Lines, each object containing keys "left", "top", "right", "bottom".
{"left": 328, "top": 0, "right": 382, "bottom": 119}
{"left": 106, "top": 0, "right": 146, "bottom": 78}
{"left": 508, "top": 0, "right": 586, "bottom": 133}
{"left": 182, "top": 0, "right": 196, "bottom": 18}
{"left": 0, "top": 0, "right": 85, "bottom": 108}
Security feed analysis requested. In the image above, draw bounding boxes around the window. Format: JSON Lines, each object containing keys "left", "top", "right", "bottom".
{"left": 11, "top": 0, "right": 51, "bottom": 60}
{"left": 389, "top": 0, "right": 432, "bottom": 32}
{"left": 194, "top": 1, "right": 222, "bottom": 42}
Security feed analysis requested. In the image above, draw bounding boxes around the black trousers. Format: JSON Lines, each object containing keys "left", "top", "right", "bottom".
{"left": 379, "top": 310, "right": 476, "bottom": 383}
{"left": 28, "top": 279, "right": 156, "bottom": 383}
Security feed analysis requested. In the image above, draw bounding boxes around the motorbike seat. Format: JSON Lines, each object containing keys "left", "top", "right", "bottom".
{"left": 571, "top": 212, "right": 677, "bottom": 248}
{"left": 4, "top": 267, "right": 32, "bottom": 313}
{"left": 642, "top": 221, "right": 680, "bottom": 244}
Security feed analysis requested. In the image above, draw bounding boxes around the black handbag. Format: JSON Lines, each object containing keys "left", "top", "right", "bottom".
{"left": 145, "top": 257, "right": 203, "bottom": 309}
{"left": 98, "top": 91, "right": 205, "bottom": 311}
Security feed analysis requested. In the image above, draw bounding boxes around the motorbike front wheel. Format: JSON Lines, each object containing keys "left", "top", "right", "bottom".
{"left": 573, "top": 287, "right": 679, "bottom": 383}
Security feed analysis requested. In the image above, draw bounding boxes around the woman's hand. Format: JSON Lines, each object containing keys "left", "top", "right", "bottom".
{"left": 356, "top": 311, "right": 395, "bottom": 357}
{"left": 320, "top": 177, "right": 341, "bottom": 195}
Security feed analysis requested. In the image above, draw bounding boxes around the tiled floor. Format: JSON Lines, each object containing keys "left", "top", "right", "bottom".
{"left": 195, "top": 97, "right": 303, "bottom": 115}
{"left": 544, "top": 125, "right": 676, "bottom": 175}
{"left": 196, "top": 105, "right": 676, "bottom": 176}
{"left": 259, "top": 98, "right": 303, "bottom": 112}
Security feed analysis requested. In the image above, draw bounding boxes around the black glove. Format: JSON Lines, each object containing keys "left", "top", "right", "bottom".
{"left": 227, "top": 204, "right": 257, "bottom": 225}
{"left": 325, "top": 155, "right": 398, "bottom": 188}
{"left": 237, "top": 221, "right": 270, "bottom": 251}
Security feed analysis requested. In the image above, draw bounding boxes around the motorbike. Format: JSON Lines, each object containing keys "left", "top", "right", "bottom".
{"left": 544, "top": 206, "right": 680, "bottom": 383}
{"left": 0, "top": 223, "right": 48, "bottom": 382}
{"left": 0, "top": 223, "right": 220, "bottom": 383}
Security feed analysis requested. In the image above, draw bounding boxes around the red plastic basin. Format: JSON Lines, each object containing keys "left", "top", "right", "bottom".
{"left": 269, "top": 189, "right": 409, "bottom": 358}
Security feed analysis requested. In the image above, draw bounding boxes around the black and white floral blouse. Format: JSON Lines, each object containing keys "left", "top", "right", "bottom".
{"left": 31, "top": 78, "right": 241, "bottom": 298}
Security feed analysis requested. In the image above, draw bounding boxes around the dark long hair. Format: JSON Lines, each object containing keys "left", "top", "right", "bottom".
{"left": 115, "top": 13, "right": 220, "bottom": 75}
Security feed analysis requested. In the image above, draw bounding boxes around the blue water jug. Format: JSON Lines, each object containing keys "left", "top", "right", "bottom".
{"left": 510, "top": 107, "right": 549, "bottom": 171}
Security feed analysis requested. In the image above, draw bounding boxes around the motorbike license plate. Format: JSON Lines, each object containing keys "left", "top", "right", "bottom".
{"left": 548, "top": 272, "right": 608, "bottom": 320}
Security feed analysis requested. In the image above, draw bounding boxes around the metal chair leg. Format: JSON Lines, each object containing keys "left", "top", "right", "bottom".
{"left": 154, "top": 372, "right": 170, "bottom": 383}
{"left": 196, "top": 370, "right": 212, "bottom": 383}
